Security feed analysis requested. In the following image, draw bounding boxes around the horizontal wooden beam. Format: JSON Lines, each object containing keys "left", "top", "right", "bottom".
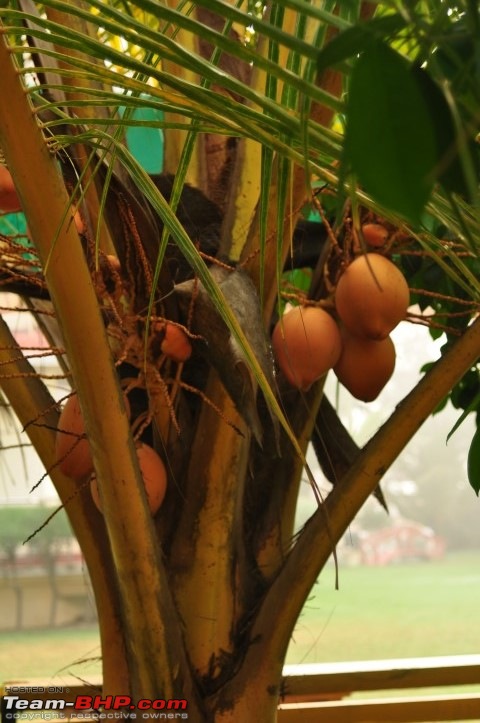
{"left": 282, "top": 654, "right": 480, "bottom": 700}
{"left": 278, "top": 693, "right": 480, "bottom": 722}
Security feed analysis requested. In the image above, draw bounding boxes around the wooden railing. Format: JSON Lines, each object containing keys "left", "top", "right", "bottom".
{"left": 2, "top": 655, "right": 480, "bottom": 721}
{"left": 279, "top": 655, "right": 480, "bottom": 721}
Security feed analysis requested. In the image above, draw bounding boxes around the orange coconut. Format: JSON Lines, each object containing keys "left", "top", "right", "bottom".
{"left": 55, "top": 392, "right": 130, "bottom": 481}
{"left": 272, "top": 305, "right": 342, "bottom": 390}
{"left": 161, "top": 322, "right": 192, "bottom": 363}
{"left": 335, "top": 253, "right": 409, "bottom": 340}
{"left": 55, "top": 394, "right": 94, "bottom": 480}
{"left": 334, "top": 329, "right": 396, "bottom": 402}
{"left": 90, "top": 443, "right": 167, "bottom": 516}
{"left": 362, "top": 222, "right": 389, "bottom": 248}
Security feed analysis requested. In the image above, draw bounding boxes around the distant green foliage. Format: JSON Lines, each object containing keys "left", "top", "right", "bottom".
{"left": 0, "top": 506, "right": 73, "bottom": 554}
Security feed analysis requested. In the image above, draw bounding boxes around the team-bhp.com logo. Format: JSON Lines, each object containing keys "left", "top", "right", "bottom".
{"left": 2, "top": 689, "right": 188, "bottom": 720}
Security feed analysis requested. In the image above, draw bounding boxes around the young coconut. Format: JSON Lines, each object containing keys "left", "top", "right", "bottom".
{"left": 55, "top": 392, "right": 130, "bottom": 480}
{"left": 272, "top": 305, "right": 342, "bottom": 391}
{"left": 334, "top": 328, "right": 396, "bottom": 402}
{"left": 335, "top": 253, "right": 409, "bottom": 340}
{"left": 90, "top": 443, "right": 167, "bottom": 516}
{"left": 55, "top": 394, "right": 94, "bottom": 480}
{"left": 361, "top": 223, "right": 389, "bottom": 249}
{"left": 161, "top": 322, "right": 192, "bottom": 363}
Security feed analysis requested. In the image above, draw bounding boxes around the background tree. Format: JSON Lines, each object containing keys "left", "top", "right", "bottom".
{"left": 0, "top": 1, "right": 479, "bottom": 721}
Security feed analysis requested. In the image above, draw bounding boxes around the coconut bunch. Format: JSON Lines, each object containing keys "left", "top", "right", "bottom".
{"left": 272, "top": 243, "right": 410, "bottom": 402}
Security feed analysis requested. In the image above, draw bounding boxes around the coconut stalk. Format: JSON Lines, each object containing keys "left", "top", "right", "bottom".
{"left": 0, "top": 28, "right": 201, "bottom": 713}
{"left": 170, "top": 376, "right": 250, "bottom": 678}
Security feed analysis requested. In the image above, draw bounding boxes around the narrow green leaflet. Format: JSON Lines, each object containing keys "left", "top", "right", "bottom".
{"left": 343, "top": 39, "right": 438, "bottom": 225}
{"left": 467, "top": 426, "right": 480, "bottom": 495}
{"left": 446, "top": 389, "right": 480, "bottom": 443}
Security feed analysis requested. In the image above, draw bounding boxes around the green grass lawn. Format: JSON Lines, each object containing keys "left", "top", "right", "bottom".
{"left": 0, "top": 626, "right": 102, "bottom": 683}
{"left": 286, "top": 550, "right": 480, "bottom": 665}
{"left": 1, "top": 552, "right": 479, "bottom": 684}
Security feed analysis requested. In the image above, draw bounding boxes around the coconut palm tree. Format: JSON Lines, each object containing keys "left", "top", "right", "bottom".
{"left": 0, "top": 1, "right": 479, "bottom": 720}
